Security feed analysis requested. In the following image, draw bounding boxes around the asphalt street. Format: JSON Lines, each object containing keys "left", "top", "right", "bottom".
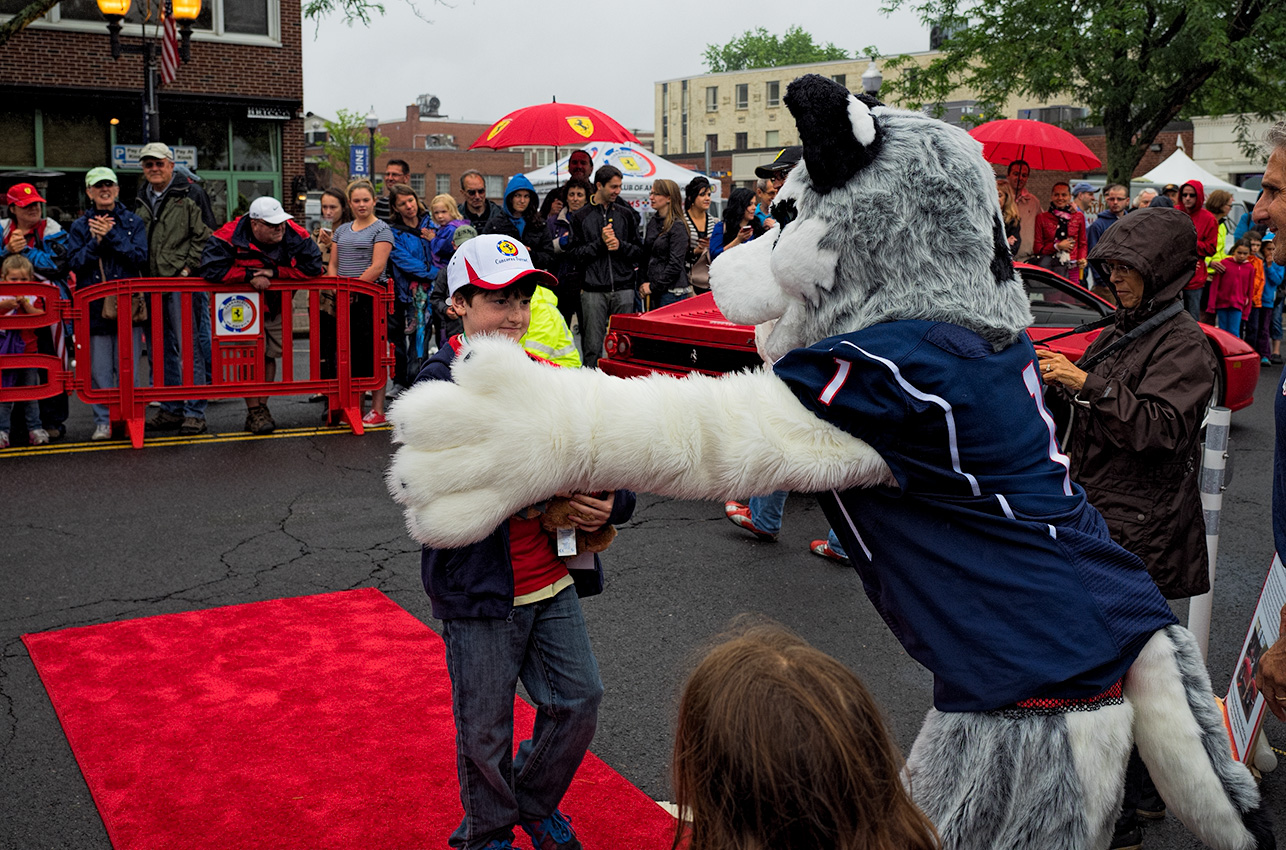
{"left": 2, "top": 365, "right": 1284, "bottom": 849}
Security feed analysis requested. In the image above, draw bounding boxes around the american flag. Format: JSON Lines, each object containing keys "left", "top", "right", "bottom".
{"left": 159, "top": 1, "right": 179, "bottom": 87}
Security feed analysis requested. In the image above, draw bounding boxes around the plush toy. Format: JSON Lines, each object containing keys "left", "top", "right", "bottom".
{"left": 520, "top": 496, "right": 616, "bottom": 554}
{"left": 387, "top": 75, "right": 1274, "bottom": 850}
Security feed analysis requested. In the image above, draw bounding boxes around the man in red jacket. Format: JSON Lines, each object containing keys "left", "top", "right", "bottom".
{"left": 199, "top": 197, "right": 323, "bottom": 433}
{"left": 1179, "top": 180, "right": 1219, "bottom": 321}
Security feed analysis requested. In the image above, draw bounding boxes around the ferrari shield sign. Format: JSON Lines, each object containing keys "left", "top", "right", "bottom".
{"left": 215, "top": 292, "right": 261, "bottom": 337}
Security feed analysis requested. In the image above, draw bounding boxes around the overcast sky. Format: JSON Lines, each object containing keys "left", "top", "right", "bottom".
{"left": 301, "top": 0, "right": 931, "bottom": 132}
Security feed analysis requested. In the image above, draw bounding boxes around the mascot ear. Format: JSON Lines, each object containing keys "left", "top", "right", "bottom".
{"left": 784, "top": 74, "right": 883, "bottom": 194}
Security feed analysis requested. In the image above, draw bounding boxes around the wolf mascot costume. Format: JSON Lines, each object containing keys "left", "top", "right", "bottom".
{"left": 387, "top": 75, "right": 1275, "bottom": 850}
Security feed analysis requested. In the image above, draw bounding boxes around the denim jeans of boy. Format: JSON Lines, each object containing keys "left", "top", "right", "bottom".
{"left": 148, "top": 290, "right": 210, "bottom": 419}
{"left": 749, "top": 490, "right": 789, "bottom": 534}
{"left": 441, "top": 586, "right": 603, "bottom": 849}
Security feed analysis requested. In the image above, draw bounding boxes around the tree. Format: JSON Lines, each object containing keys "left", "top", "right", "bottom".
{"left": 879, "top": 0, "right": 1286, "bottom": 185}
{"left": 703, "top": 26, "right": 851, "bottom": 73}
{"left": 317, "top": 109, "right": 390, "bottom": 180}
{"left": 0, "top": 0, "right": 401, "bottom": 47}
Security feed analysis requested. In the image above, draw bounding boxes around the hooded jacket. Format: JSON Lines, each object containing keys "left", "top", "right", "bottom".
{"left": 1178, "top": 180, "right": 1218, "bottom": 291}
{"left": 135, "top": 173, "right": 214, "bottom": 277}
{"left": 1066, "top": 207, "right": 1217, "bottom": 598}
{"left": 387, "top": 215, "right": 435, "bottom": 304}
{"left": 483, "top": 175, "right": 549, "bottom": 268}
{"left": 199, "top": 215, "right": 323, "bottom": 318}
{"left": 66, "top": 201, "right": 149, "bottom": 334}
{"left": 1, "top": 216, "right": 69, "bottom": 283}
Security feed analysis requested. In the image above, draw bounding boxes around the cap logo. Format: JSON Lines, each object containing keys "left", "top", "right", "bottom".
{"left": 497, "top": 240, "right": 519, "bottom": 256}
{"left": 23, "top": 187, "right": 31, "bottom": 195}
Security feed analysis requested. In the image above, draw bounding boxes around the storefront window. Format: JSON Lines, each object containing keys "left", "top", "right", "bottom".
{"left": 231, "top": 120, "right": 276, "bottom": 172}
{"left": 0, "top": 110, "right": 36, "bottom": 166}
{"left": 43, "top": 113, "right": 110, "bottom": 169}
{"left": 166, "top": 117, "right": 230, "bottom": 170}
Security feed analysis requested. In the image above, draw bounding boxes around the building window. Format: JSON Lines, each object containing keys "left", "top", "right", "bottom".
{"left": 735, "top": 132, "right": 748, "bottom": 151}
{"left": 706, "top": 133, "right": 718, "bottom": 152}
{"left": 766, "top": 81, "right": 780, "bottom": 108}
{"left": 36, "top": 0, "right": 276, "bottom": 42}
{"left": 706, "top": 86, "right": 718, "bottom": 112}
{"left": 765, "top": 130, "right": 780, "bottom": 148}
{"left": 410, "top": 173, "right": 425, "bottom": 196}
{"left": 485, "top": 175, "right": 504, "bottom": 199}
{"left": 735, "top": 84, "right": 749, "bottom": 110}
{"left": 681, "top": 80, "right": 689, "bottom": 154}
{"left": 436, "top": 173, "right": 451, "bottom": 195}
{"left": 831, "top": 74, "right": 847, "bottom": 88}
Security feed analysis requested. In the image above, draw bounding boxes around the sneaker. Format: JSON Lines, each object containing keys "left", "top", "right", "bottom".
{"left": 245, "top": 404, "right": 276, "bottom": 435}
{"left": 91, "top": 423, "right": 112, "bottom": 441}
{"left": 0, "top": 430, "right": 8, "bottom": 449}
{"left": 1109, "top": 826, "right": 1143, "bottom": 850}
{"left": 723, "top": 501, "right": 778, "bottom": 542}
{"left": 1262, "top": 357, "right": 1272, "bottom": 366}
{"left": 146, "top": 408, "right": 185, "bottom": 430}
{"left": 361, "top": 410, "right": 386, "bottom": 426}
{"left": 1272, "top": 353, "right": 1283, "bottom": 364}
{"left": 29, "top": 428, "right": 50, "bottom": 445}
{"left": 810, "top": 539, "right": 850, "bottom": 564}
{"left": 1136, "top": 789, "right": 1166, "bottom": 821}
{"left": 520, "top": 810, "right": 582, "bottom": 850}
{"left": 178, "top": 416, "right": 208, "bottom": 436}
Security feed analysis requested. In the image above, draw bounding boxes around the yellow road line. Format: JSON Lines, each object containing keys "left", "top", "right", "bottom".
{"left": 0, "top": 424, "right": 392, "bottom": 457}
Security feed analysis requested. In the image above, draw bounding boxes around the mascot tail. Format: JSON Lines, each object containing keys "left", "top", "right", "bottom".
{"left": 1126, "top": 625, "right": 1276, "bottom": 849}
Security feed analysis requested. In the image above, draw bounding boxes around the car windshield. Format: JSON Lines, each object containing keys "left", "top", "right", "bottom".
{"left": 1023, "top": 271, "right": 1111, "bottom": 327}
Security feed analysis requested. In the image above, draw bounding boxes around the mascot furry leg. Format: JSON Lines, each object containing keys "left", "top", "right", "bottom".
{"left": 387, "top": 74, "right": 1275, "bottom": 850}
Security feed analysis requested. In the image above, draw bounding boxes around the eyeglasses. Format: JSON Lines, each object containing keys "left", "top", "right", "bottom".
{"left": 253, "top": 219, "right": 286, "bottom": 229}
{"left": 91, "top": 181, "right": 117, "bottom": 188}
{"left": 140, "top": 160, "right": 167, "bottom": 169}
{"left": 465, "top": 189, "right": 486, "bottom": 197}
{"left": 1101, "top": 262, "right": 1135, "bottom": 276}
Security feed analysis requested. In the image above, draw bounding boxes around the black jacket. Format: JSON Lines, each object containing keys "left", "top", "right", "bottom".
{"left": 569, "top": 198, "right": 642, "bottom": 292}
{"left": 462, "top": 198, "right": 502, "bottom": 231}
{"left": 643, "top": 215, "right": 689, "bottom": 299}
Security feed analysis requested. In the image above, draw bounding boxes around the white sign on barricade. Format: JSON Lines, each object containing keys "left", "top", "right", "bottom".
{"left": 1224, "top": 554, "right": 1286, "bottom": 762}
{"left": 214, "top": 292, "right": 262, "bottom": 338}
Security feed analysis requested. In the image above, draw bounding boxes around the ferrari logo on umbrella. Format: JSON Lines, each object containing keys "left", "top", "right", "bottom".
{"left": 486, "top": 119, "right": 512, "bottom": 142}
{"left": 567, "top": 117, "right": 594, "bottom": 138}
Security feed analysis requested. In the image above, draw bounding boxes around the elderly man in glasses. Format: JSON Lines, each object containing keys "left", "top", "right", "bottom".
{"left": 459, "top": 169, "right": 502, "bottom": 232}
{"left": 135, "top": 141, "right": 215, "bottom": 435}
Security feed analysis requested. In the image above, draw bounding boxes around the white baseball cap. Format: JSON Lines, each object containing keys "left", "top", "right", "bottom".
{"left": 248, "top": 196, "right": 293, "bottom": 225}
{"left": 137, "top": 142, "right": 174, "bottom": 161}
{"left": 447, "top": 234, "right": 557, "bottom": 296}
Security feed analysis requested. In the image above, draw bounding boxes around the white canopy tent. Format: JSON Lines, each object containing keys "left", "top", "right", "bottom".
{"left": 1137, "top": 149, "right": 1258, "bottom": 205}
{"left": 522, "top": 143, "right": 721, "bottom": 219}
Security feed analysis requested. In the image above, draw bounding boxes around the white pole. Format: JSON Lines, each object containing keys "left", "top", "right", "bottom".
{"left": 1188, "top": 406, "right": 1231, "bottom": 661}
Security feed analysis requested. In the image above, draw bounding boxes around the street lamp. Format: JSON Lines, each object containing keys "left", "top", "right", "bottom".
{"left": 862, "top": 57, "right": 883, "bottom": 99}
{"left": 365, "top": 108, "right": 379, "bottom": 179}
{"left": 98, "top": 0, "right": 201, "bottom": 143}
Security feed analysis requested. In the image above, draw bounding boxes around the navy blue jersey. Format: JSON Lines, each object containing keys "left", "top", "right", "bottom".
{"left": 774, "top": 321, "right": 1177, "bottom": 712}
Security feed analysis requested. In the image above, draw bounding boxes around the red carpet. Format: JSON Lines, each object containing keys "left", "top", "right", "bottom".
{"left": 23, "top": 588, "right": 676, "bottom": 849}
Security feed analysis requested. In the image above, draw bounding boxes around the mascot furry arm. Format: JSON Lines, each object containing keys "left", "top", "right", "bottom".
{"left": 388, "top": 76, "right": 1274, "bottom": 850}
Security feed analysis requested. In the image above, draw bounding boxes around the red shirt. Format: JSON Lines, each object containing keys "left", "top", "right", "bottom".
{"left": 508, "top": 513, "right": 568, "bottom": 597}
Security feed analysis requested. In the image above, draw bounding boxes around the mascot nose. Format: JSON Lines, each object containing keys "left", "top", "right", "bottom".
{"left": 784, "top": 74, "right": 883, "bottom": 195}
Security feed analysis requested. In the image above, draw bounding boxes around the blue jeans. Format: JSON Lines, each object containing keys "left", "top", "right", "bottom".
{"left": 441, "top": 586, "right": 603, "bottom": 849}
{"left": 749, "top": 490, "right": 789, "bottom": 534}
{"left": 657, "top": 289, "right": 691, "bottom": 308}
{"left": 1182, "top": 288, "right": 1203, "bottom": 322}
{"left": 149, "top": 290, "right": 210, "bottom": 419}
{"left": 826, "top": 527, "right": 848, "bottom": 559}
{"left": 90, "top": 330, "right": 145, "bottom": 426}
{"left": 1215, "top": 307, "right": 1242, "bottom": 337}
{"left": 0, "top": 367, "right": 43, "bottom": 432}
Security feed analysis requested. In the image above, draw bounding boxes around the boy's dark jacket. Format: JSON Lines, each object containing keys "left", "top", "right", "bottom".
{"left": 414, "top": 337, "right": 636, "bottom": 619}
{"left": 199, "top": 216, "right": 324, "bottom": 317}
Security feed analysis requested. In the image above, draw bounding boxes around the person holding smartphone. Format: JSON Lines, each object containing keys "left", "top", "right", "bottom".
{"left": 709, "top": 187, "right": 764, "bottom": 259}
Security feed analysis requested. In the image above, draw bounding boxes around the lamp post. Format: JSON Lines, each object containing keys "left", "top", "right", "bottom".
{"left": 97, "top": 0, "right": 200, "bottom": 143}
{"left": 365, "top": 108, "right": 379, "bottom": 179}
{"left": 862, "top": 57, "right": 883, "bottom": 99}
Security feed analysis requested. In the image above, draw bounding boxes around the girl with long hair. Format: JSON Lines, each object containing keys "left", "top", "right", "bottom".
{"left": 642, "top": 178, "right": 690, "bottom": 308}
{"left": 386, "top": 183, "right": 434, "bottom": 382}
{"left": 329, "top": 178, "right": 394, "bottom": 424}
{"left": 709, "top": 187, "right": 764, "bottom": 259}
{"left": 672, "top": 623, "right": 940, "bottom": 850}
{"left": 997, "top": 179, "right": 1021, "bottom": 255}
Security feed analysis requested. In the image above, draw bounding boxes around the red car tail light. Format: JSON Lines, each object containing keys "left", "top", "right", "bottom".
{"left": 605, "top": 332, "right": 630, "bottom": 358}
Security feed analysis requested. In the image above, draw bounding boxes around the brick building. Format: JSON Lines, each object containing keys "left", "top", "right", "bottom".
{"left": 0, "top": 0, "right": 304, "bottom": 226}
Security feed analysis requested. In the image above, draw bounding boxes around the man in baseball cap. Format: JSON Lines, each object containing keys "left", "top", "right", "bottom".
{"left": 754, "top": 146, "right": 803, "bottom": 186}
{"left": 247, "top": 196, "right": 293, "bottom": 225}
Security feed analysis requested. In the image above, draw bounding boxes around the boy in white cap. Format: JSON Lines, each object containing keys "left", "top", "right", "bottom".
{"left": 388, "top": 234, "right": 636, "bottom": 850}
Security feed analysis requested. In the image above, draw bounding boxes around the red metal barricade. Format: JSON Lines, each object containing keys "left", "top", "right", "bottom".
{"left": 0, "top": 281, "right": 73, "bottom": 407}
{"left": 15, "top": 276, "right": 394, "bottom": 448}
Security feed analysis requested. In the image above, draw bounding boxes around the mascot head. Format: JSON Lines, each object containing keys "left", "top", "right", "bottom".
{"left": 710, "top": 74, "right": 1031, "bottom": 361}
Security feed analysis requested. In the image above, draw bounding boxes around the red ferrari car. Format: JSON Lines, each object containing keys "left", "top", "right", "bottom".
{"left": 600, "top": 264, "right": 1257, "bottom": 412}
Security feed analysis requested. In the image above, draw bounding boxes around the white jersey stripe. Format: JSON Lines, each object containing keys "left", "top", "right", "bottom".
{"left": 831, "top": 489, "right": 872, "bottom": 561}
{"left": 996, "top": 493, "right": 1015, "bottom": 520}
{"left": 838, "top": 341, "right": 982, "bottom": 497}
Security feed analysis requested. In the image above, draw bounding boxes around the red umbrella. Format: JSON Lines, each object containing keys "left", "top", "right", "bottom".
{"left": 968, "top": 119, "right": 1101, "bottom": 171}
{"left": 469, "top": 100, "right": 640, "bottom": 150}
